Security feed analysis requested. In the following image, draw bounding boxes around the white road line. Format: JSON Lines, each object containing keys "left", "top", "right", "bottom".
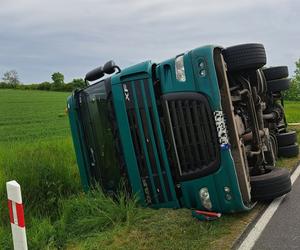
{"left": 238, "top": 164, "right": 300, "bottom": 250}
{"left": 290, "top": 164, "right": 300, "bottom": 185}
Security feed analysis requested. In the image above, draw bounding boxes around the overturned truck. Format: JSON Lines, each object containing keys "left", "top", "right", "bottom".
{"left": 67, "top": 43, "right": 298, "bottom": 213}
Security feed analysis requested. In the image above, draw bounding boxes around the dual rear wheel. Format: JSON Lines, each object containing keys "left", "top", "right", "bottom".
{"left": 276, "top": 131, "right": 299, "bottom": 158}
{"left": 262, "top": 66, "right": 298, "bottom": 158}
{"left": 263, "top": 66, "right": 291, "bottom": 92}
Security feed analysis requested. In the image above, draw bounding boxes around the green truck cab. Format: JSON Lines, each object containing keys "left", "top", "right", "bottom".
{"left": 67, "top": 44, "right": 292, "bottom": 213}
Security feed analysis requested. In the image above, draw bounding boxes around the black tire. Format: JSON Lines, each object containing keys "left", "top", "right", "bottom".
{"left": 278, "top": 143, "right": 299, "bottom": 158}
{"left": 263, "top": 66, "right": 289, "bottom": 81}
{"left": 257, "top": 69, "right": 267, "bottom": 94}
{"left": 276, "top": 131, "right": 297, "bottom": 147}
{"left": 223, "top": 43, "right": 266, "bottom": 72}
{"left": 250, "top": 167, "right": 291, "bottom": 201}
{"left": 267, "top": 78, "right": 291, "bottom": 92}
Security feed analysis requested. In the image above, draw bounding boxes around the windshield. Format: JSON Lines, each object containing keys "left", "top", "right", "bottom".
{"left": 77, "top": 80, "right": 120, "bottom": 192}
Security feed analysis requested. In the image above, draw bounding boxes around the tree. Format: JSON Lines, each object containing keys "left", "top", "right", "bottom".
{"left": 51, "top": 72, "right": 64, "bottom": 85}
{"left": 2, "top": 70, "right": 20, "bottom": 88}
{"left": 37, "top": 81, "right": 51, "bottom": 90}
{"left": 284, "top": 59, "right": 300, "bottom": 101}
{"left": 51, "top": 72, "right": 64, "bottom": 91}
{"left": 71, "top": 78, "right": 87, "bottom": 88}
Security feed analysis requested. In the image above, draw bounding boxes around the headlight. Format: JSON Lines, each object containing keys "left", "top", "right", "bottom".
{"left": 199, "top": 60, "right": 206, "bottom": 77}
{"left": 224, "top": 186, "right": 232, "bottom": 200}
{"left": 199, "top": 187, "right": 212, "bottom": 210}
{"left": 175, "top": 55, "right": 186, "bottom": 82}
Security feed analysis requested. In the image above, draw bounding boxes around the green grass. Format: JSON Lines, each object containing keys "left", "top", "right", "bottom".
{"left": 0, "top": 89, "right": 81, "bottom": 249}
{"left": 284, "top": 101, "right": 300, "bottom": 123}
{"left": 0, "top": 139, "right": 81, "bottom": 221}
{"left": 0, "top": 89, "right": 299, "bottom": 250}
{"left": 66, "top": 206, "right": 263, "bottom": 250}
{"left": 0, "top": 89, "right": 70, "bottom": 142}
{"left": 0, "top": 90, "right": 80, "bottom": 218}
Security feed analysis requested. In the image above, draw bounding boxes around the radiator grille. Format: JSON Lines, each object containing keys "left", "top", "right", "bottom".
{"left": 123, "top": 79, "right": 176, "bottom": 205}
{"left": 162, "top": 93, "right": 220, "bottom": 180}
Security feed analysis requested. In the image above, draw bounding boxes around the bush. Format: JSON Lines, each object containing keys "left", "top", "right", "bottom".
{"left": 37, "top": 82, "right": 51, "bottom": 91}
{"left": 284, "top": 58, "right": 300, "bottom": 101}
{"left": 284, "top": 80, "right": 300, "bottom": 101}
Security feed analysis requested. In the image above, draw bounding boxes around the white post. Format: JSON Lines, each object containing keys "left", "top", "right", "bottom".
{"left": 6, "top": 180, "right": 28, "bottom": 250}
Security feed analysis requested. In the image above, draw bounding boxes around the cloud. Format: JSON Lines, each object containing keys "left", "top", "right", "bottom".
{"left": 0, "top": 0, "right": 299, "bottom": 82}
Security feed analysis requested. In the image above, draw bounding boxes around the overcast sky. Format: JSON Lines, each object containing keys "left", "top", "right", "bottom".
{"left": 0, "top": 0, "right": 299, "bottom": 83}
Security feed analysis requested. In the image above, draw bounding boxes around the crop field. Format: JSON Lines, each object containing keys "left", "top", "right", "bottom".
{"left": 0, "top": 89, "right": 71, "bottom": 142}
{"left": 0, "top": 89, "right": 299, "bottom": 250}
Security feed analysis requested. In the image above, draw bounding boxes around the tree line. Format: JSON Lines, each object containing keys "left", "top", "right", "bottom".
{"left": 1, "top": 59, "right": 300, "bottom": 98}
{"left": 284, "top": 59, "right": 300, "bottom": 101}
{"left": 0, "top": 71, "right": 87, "bottom": 92}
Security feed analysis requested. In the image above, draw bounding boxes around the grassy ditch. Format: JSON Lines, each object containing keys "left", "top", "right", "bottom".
{"left": 0, "top": 89, "right": 299, "bottom": 249}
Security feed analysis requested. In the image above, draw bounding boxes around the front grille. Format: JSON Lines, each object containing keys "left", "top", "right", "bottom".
{"left": 162, "top": 92, "right": 220, "bottom": 181}
{"left": 123, "top": 79, "right": 177, "bottom": 205}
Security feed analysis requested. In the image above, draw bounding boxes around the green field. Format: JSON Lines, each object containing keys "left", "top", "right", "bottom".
{"left": 0, "top": 89, "right": 299, "bottom": 249}
{"left": 285, "top": 101, "right": 300, "bottom": 123}
{"left": 0, "top": 89, "right": 71, "bottom": 142}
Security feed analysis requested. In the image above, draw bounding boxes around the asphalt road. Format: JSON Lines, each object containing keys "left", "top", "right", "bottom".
{"left": 253, "top": 175, "right": 300, "bottom": 249}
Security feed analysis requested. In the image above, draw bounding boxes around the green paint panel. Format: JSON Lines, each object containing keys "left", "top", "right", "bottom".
{"left": 157, "top": 45, "right": 221, "bottom": 110}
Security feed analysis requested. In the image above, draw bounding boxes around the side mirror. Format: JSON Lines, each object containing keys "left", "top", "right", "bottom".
{"left": 85, "top": 66, "right": 104, "bottom": 81}
{"left": 103, "top": 60, "right": 116, "bottom": 74}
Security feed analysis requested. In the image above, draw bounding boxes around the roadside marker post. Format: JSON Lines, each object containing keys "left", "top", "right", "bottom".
{"left": 6, "top": 180, "right": 28, "bottom": 250}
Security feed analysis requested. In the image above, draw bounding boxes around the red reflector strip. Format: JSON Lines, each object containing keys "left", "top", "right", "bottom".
{"left": 7, "top": 200, "right": 25, "bottom": 227}
{"left": 16, "top": 203, "right": 25, "bottom": 228}
{"left": 8, "top": 200, "right": 14, "bottom": 224}
{"left": 194, "top": 210, "right": 221, "bottom": 217}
